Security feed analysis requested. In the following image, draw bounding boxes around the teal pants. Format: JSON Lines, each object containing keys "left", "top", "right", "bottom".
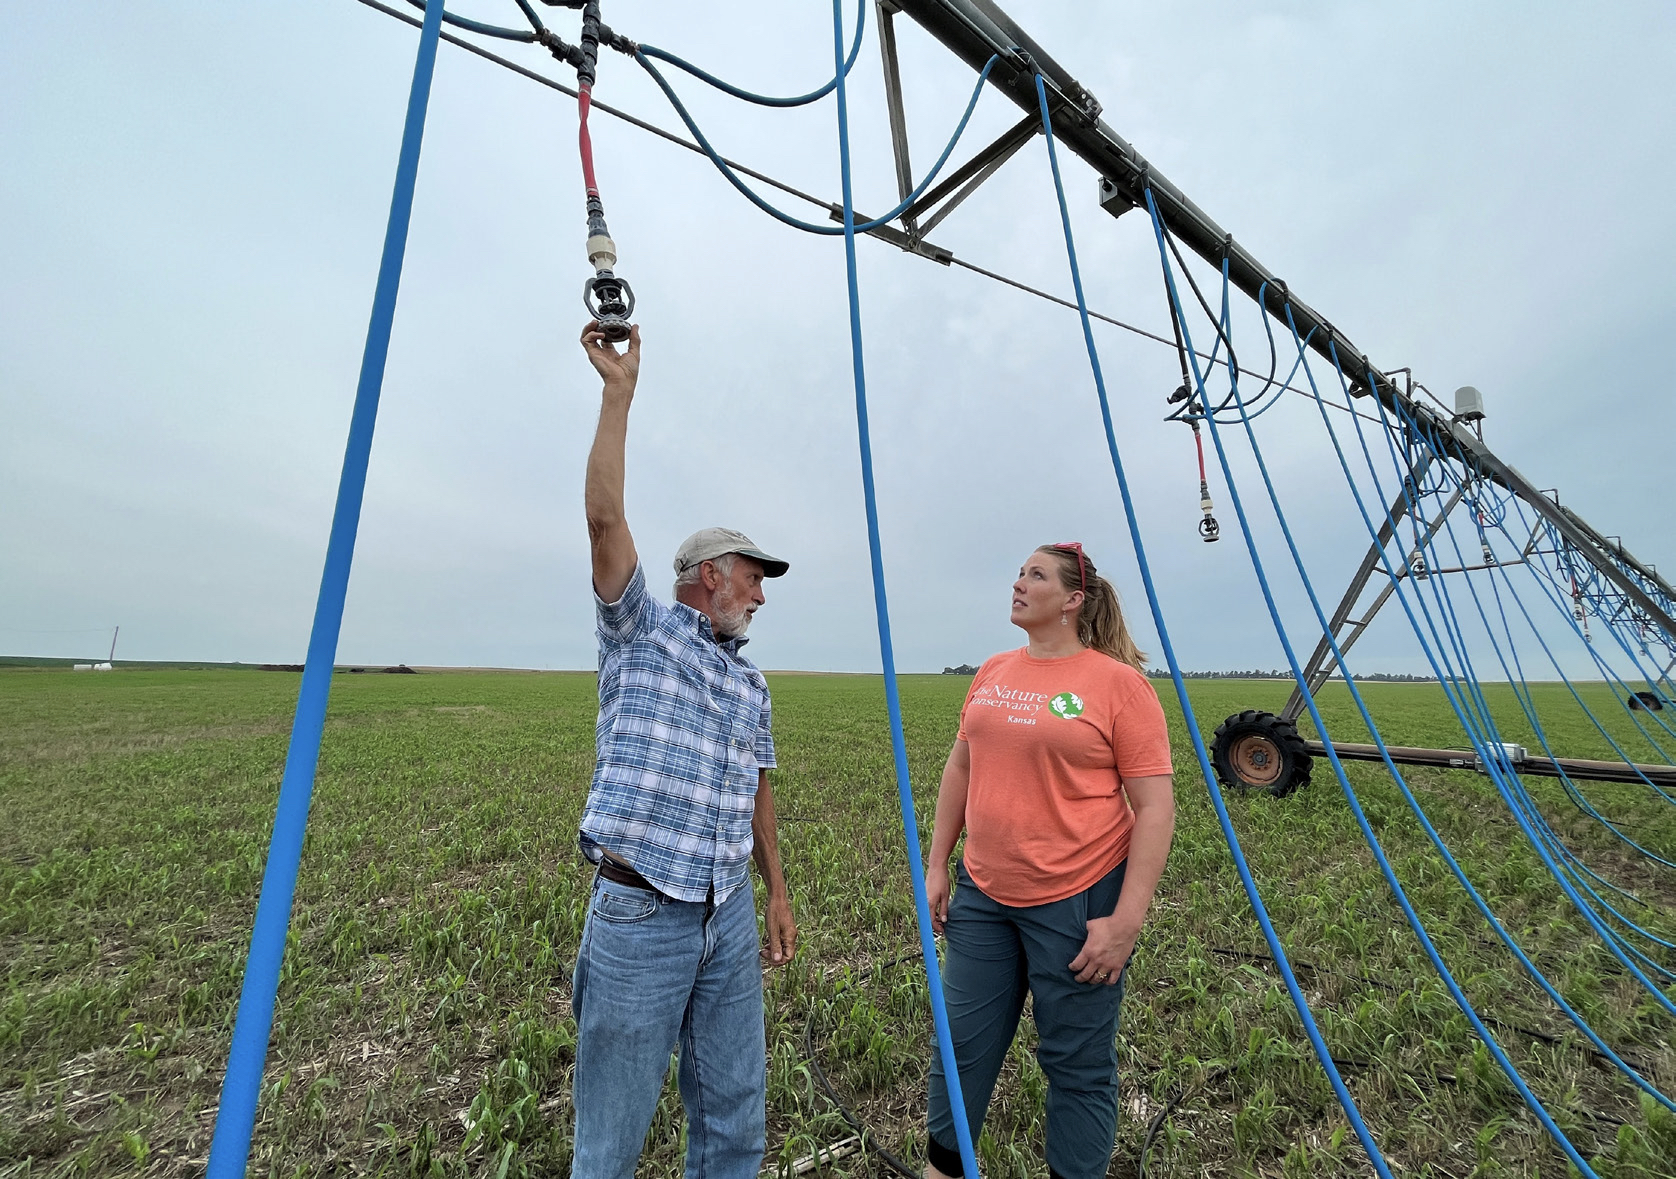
{"left": 927, "top": 859, "right": 1129, "bottom": 1179}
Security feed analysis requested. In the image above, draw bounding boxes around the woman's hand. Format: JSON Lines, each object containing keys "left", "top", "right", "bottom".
{"left": 1069, "top": 915, "right": 1138, "bottom": 985}
{"left": 927, "top": 859, "right": 953, "bottom": 935}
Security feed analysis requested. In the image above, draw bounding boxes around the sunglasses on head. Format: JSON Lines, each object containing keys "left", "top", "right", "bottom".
{"left": 1052, "top": 542, "right": 1086, "bottom": 594}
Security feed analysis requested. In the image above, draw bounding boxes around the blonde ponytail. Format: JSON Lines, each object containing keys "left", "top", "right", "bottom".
{"left": 1036, "top": 544, "right": 1147, "bottom": 671}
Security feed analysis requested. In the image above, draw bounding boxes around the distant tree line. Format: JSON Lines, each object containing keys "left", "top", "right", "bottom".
{"left": 1144, "top": 668, "right": 1434, "bottom": 682}
{"left": 1145, "top": 668, "right": 1295, "bottom": 680}
{"left": 946, "top": 663, "right": 1436, "bottom": 683}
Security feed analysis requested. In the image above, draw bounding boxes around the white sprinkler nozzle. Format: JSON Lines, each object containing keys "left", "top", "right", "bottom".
{"left": 587, "top": 234, "right": 617, "bottom": 271}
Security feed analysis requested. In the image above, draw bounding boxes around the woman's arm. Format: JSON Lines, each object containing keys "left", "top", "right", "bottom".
{"left": 926, "top": 739, "right": 971, "bottom": 934}
{"left": 1068, "top": 773, "right": 1175, "bottom": 984}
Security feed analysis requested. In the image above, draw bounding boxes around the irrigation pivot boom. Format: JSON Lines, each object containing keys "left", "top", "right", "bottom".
{"left": 878, "top": 0, "right": 1676, "bottom": 792}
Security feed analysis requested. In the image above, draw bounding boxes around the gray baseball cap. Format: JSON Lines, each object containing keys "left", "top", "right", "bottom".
{"left": 673, "top": 527, "right": 789, "bottom": 578}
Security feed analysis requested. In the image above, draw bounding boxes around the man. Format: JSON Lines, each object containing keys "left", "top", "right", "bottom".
{"left": 571, "top": 319, "right": 796, "bottom": 1179}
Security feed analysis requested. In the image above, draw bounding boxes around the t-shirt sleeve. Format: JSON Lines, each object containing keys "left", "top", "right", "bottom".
{"left": 1111, "top": 673, "right": 1174, "bottom": 779}
{"left": 754, "top": 690, "right": 777, "bottom": 770}
{"left": 595, "top": 563, "right": 653, "bottom": 648}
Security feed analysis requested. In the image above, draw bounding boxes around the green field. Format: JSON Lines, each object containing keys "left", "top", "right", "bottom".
{"left": 3, "top": 668, "right": 1674, "bottom": 1177}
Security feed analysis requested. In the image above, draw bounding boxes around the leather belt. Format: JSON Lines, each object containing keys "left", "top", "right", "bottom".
{"left": 597, "top": 858, "right": 659, "bottom": 893}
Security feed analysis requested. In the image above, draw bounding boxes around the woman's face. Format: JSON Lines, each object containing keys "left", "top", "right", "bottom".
{"left": 1012, "top": 551, "right": 1079, "bottom": 630}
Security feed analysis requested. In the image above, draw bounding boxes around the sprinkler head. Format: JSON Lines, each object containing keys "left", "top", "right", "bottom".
{"left": 584, "top": 272, "right": 635, "bottom": 343}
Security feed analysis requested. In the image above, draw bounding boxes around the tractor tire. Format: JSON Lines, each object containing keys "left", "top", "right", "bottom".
{"left": 1211, "top": 710, "right": 1312, "bottom": 797}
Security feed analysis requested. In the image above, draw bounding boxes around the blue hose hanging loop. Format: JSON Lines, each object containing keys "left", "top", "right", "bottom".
{"left": 635, "top": 47, "right": 1001, "bottom": 237}
{"left": 402, "top": 0, "right": 534, "bottom": 42}
{"left": 1301, "top": 329, "right": 1676, "bottom": 1020}
{"left": 1411, "top": 467, "right": 1676, "bottom": 936}
{"left": 1356, "top": 362, "right": 1676, "bottom": 982}
{"left": 640, "top": 0, "right": 865, "bottom": 107}
{"left": 1031, "top": 74, "right": 1398, "bottom": 1178}
{"left": 1193, "top": 261, "right": 1676, "bottom": 1111}
{"left": 205, "top": 1, "right": 446, "bottom": 1174}
{"left": 1151, "top": 215, "right": 1598, "bottom": 1174}
{"left": 827, "top": 3, "right": 981, "bottom": 1177}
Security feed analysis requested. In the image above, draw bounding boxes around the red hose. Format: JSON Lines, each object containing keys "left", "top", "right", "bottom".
{"left": 1193, "top": 425, "right": 1208, "bottom": 484}
{"left": 578, "top": 81, "right": 599, "bottom": 198}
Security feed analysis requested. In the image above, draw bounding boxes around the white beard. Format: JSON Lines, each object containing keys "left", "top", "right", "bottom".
{"left": 712, "top": 588, "right": 753, "bottom": 638}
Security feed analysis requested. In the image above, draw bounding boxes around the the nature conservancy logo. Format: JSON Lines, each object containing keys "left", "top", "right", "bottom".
{"left": 972, "top": 683, "right": 1088, "bottom": 726}
{"left": 1049, "top": 691, "right": 1085, "bottom": 719}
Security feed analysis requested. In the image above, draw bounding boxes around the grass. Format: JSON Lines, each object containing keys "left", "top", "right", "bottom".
{"left": 2, "top": 667, "right": 1675, "bottom": 1177}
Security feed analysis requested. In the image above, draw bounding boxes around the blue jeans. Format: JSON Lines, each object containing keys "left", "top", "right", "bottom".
{"left": 927, "top": 859, "right": 1129, "bottom": 1179}
{"left": 571, "top": 874, "right": 765, "bottom": 1179}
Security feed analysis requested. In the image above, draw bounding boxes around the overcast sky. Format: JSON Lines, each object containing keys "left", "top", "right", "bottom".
{"left": 4, "top": 1, "right": 1673, "bottom": 677}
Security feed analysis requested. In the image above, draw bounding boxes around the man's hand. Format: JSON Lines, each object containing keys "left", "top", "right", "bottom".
{"left": 762, "top": 891, "right": 796, "bottom": 966}
{"left": 927, "top": 860, "right": 953, "bottom": 935}
{"left": 1068, "top": 915, "right": 1138, "bottom": 986}
{"left": 581, "top": 320, "right": 640, "bottom": 392}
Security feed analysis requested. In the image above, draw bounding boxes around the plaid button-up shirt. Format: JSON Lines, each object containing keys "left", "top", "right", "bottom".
{"left": 579, "top": 563, "right": 776, "bottom": 903}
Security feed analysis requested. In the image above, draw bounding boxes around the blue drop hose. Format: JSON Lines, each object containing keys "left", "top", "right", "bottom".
{"left": 828, "top": 3, "right": 981, "bottom": 1177}
{"left": 206, "top": 1, "right": 444, "bottom": 1172}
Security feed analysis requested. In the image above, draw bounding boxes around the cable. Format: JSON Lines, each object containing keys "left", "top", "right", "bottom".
{"left": 512, "top": 0, "right": 546, "bottom": 37}
{"left": 638, "top": 1, "right": 865, "bottom": 108}
{"left": 804, "top": 997, "right": 921, "bottom": 1179}
{"left": 1136, "top": 1064, "right": 1232, "bottom": 1178}
{"left": 1159, "top": 228, "right": 1239, "bottom": 408}
{"left": 400, "top": 0, "right": 535, "bottom": 42}
{"left": 828, "top": 3, "right": 979, "bottom": 1176}
{"left": 634, "top": 45, "right": 1002, "bottom": 236}
{"left": 0, "top": 626, "right": 118, "bottom": 634}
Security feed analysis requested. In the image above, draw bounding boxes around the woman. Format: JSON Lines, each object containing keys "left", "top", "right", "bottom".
{"left": 924, "top": 543, "right": 1176, "bottom": 1179}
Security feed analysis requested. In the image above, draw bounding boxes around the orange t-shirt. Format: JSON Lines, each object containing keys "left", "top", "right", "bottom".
{"left": 956, "top": 647, "right": 1173, "bottom": 906}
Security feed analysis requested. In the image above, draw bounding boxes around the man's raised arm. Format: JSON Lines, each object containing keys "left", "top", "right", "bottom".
{"left": 581, "top": 319, "right": 641, "bottom": 603}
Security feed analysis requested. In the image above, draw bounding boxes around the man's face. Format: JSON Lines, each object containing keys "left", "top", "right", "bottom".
{"left": 710, "top": 556, "right": 767, "bottom": 638}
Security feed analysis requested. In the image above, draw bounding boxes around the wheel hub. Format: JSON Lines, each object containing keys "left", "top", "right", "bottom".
{"left": 1229, "top": 733, "right": 1284, "bottom": 788}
